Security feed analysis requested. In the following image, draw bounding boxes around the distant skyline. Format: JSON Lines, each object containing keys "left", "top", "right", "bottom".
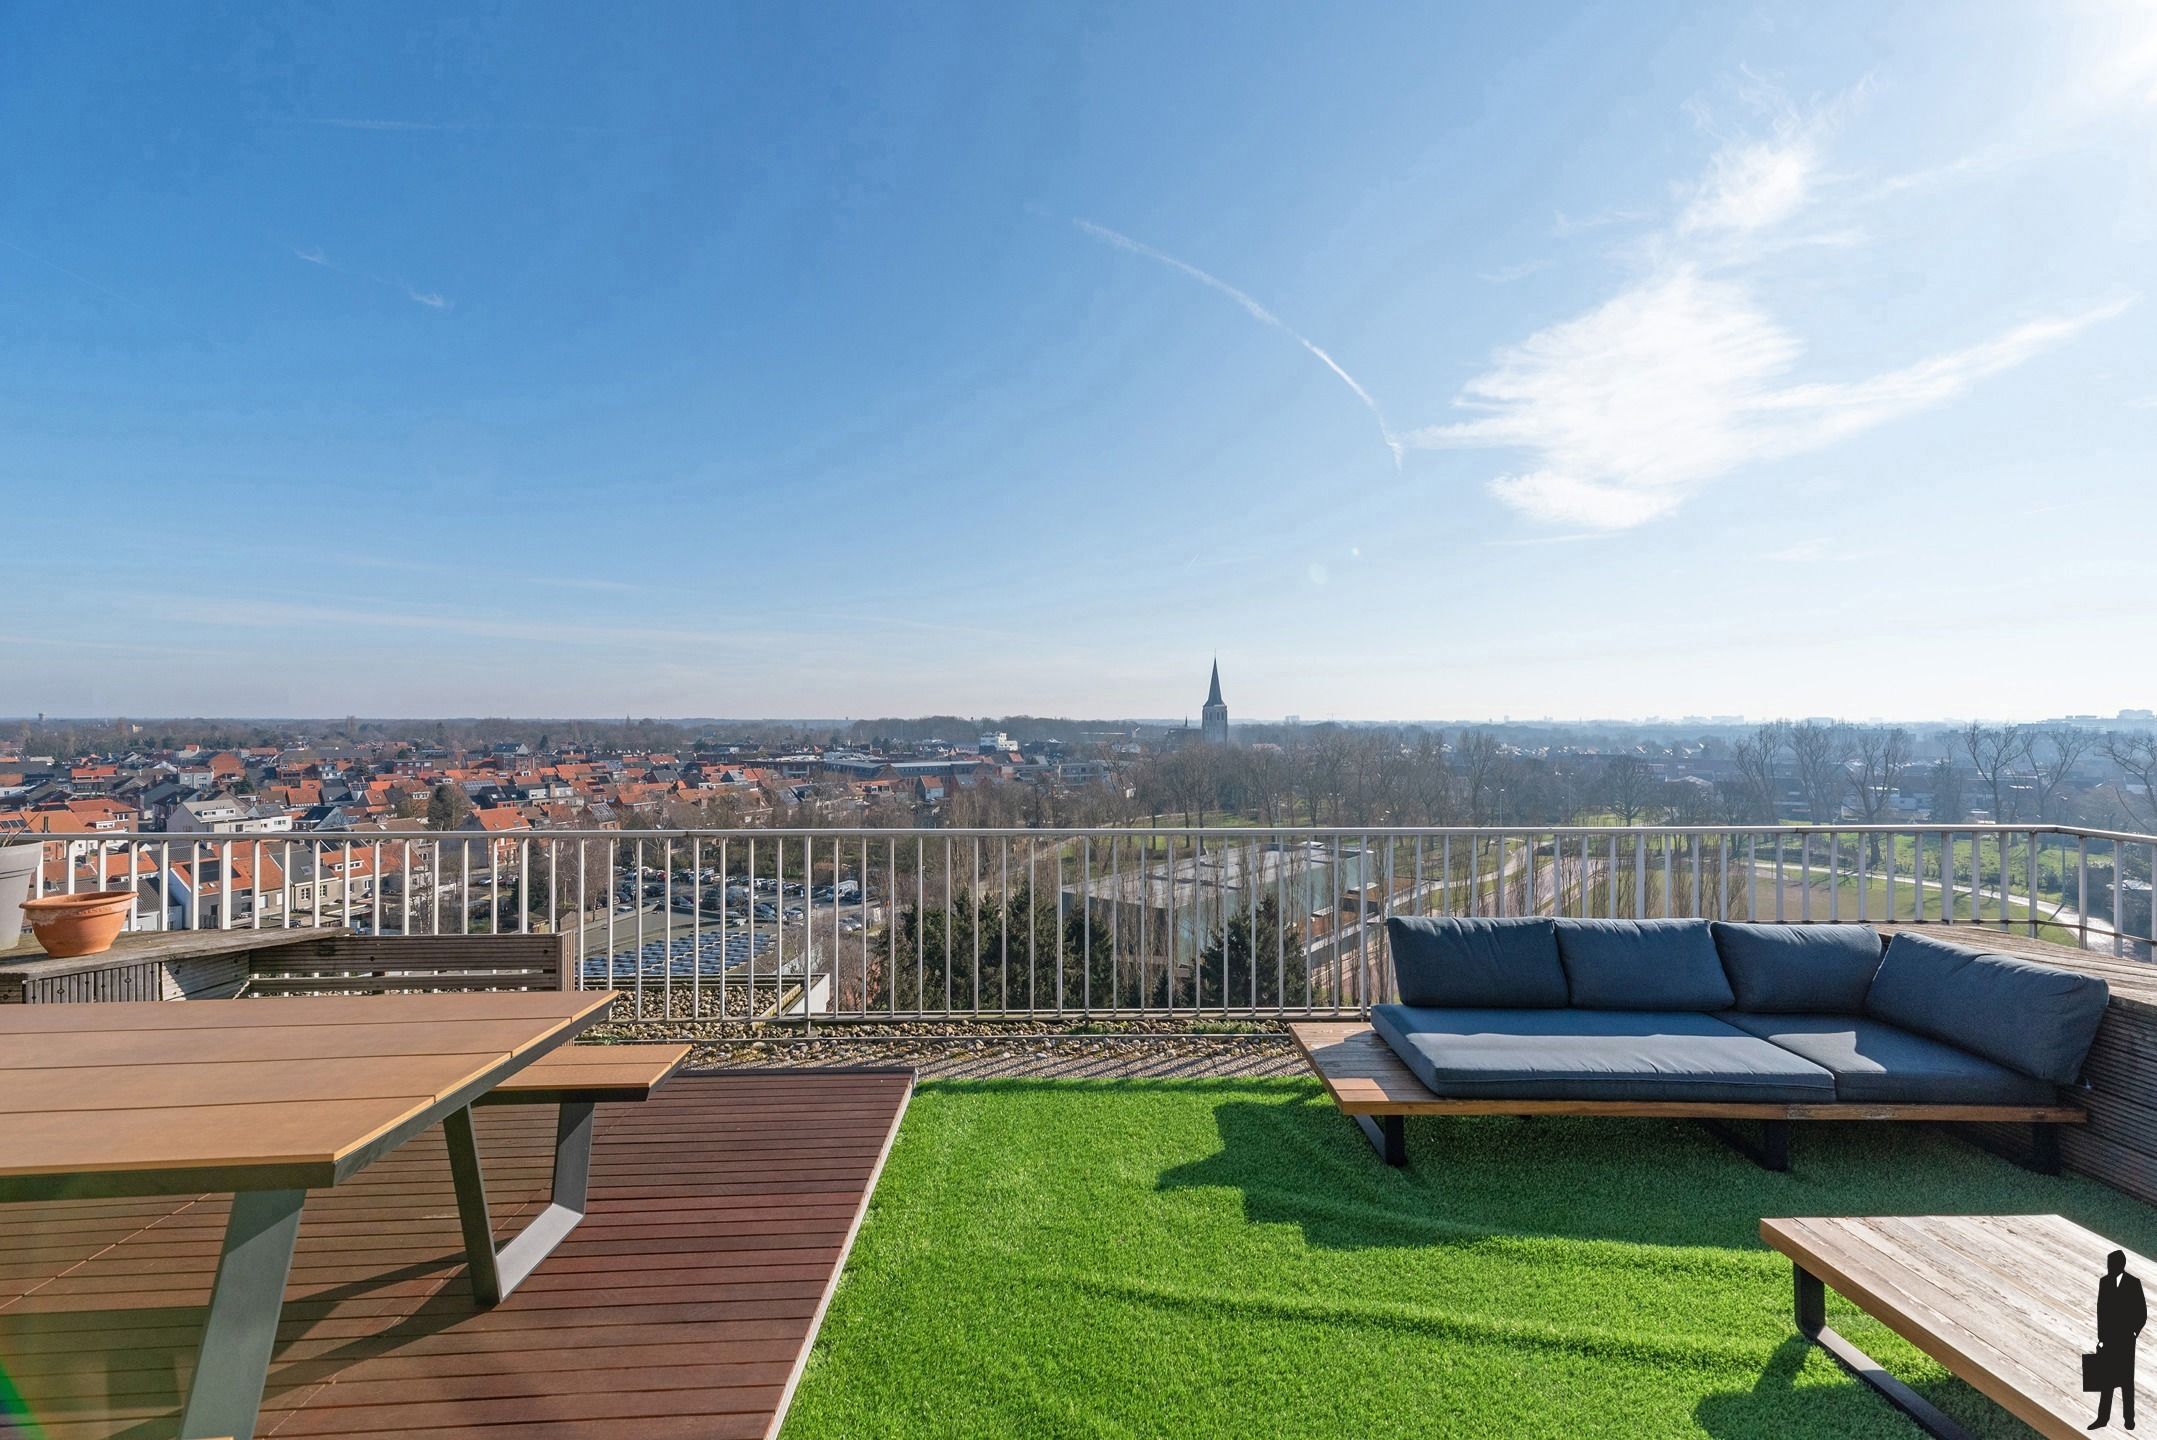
{"left": 4, "top": 3, "right": 2154, "bottom": 721}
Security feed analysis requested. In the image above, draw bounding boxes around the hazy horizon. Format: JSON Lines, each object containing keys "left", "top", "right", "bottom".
{"left": 8, "top": 706, "right": 2152, "bottom": 734}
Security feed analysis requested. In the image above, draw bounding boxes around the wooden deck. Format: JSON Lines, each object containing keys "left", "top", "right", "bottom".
{"left": 1875, "top": 923, "right": 2157, "bottom": 1010}
{"left": 0, "top": 1069, "right": 913, "bottom": 1440}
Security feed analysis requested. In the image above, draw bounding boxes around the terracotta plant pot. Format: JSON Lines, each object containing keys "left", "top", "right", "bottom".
{"left": 20, "top": 889, "right": 136, "bottom": 959}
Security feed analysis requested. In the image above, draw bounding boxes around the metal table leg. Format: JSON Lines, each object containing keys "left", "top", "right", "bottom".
{"left": 179, "top": 1187, "right": 306, "bottom": 1440}
{"left": 444, "top": 1100, "right": 595, "bottom": 1307}
{"left": 1792, "top": 1262, "right": 1975, "bottom": 1440}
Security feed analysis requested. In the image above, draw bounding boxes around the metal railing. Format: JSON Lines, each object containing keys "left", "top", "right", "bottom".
{"left": 20, "top": 822, "right": 2155, "bottom": 1021}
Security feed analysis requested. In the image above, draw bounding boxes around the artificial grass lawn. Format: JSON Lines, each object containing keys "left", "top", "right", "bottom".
{"left": 783, "top": 1079, "right": 2157, "bottom": 1439}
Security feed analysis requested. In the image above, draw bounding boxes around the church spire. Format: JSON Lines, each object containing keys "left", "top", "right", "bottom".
{"left": 1200, "top": 659, "right": 1228, "bottom": 745}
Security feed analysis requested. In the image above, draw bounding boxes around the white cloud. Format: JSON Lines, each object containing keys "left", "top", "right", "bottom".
{"left": 1412, "top": 75, "right": 2133, "bottom": 531}
{"left": 1408, "top": 267, "right": 2128, "bottom": 529}
{"left": 2083, "top": 0, "right": 2157, "bottom": 108}
{"left": 407, "top": 289, "right": 451, "bottom": 309}
{"left": 1678, "top": 133, "right": 1819, "bottom": 236}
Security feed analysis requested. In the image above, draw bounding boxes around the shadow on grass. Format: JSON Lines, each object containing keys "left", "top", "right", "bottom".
{"left": 1151, "top": 1086, "right": 2157, "bottom": 1257}
{"left": 1143, "top": 1084, "right": 2157, "bottom": 1434}
{"left": 1690, "top": 1334, "right": 2010, "bottom": 1439}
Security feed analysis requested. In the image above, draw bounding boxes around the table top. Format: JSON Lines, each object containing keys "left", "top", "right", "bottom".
{"left": 0, "top": 990, "right": 617, "bottom": 1200}
{"left": 1762, "top": 1213, "right": 2157, "bottom": 1440}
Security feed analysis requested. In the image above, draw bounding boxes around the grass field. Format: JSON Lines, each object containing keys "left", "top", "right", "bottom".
{"left": 783, "top": 1080, "right": 2157, "bottom": 1438}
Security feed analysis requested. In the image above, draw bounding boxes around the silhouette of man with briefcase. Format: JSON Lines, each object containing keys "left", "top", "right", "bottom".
{"left": 2090, "top": 1249, "right": 2146, "bottom": 1430}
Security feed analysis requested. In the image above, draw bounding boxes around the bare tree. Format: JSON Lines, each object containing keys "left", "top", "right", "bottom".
{"left": 1457, "top": 730, "right": 1505, "bottom": 827}
{"left": 2028, "top": 727, "right": 2094, "bottom": 822}
{"left": 1847, "top": 726, "right": 1912, "bottom": 864}
{"left": 1962, "top": 722, "right": 2031, "bottom": 822}
{"left": 1405, "top": 734, "right": 1453, "bottom": 826}
{"left": 1732, "top": 721, "right": 1788, "bottom": 823}
{"left": 1929, "top": 757, "right": 1967, "bottom": 824}
{"left": 1598, "top": 755, "right": 1659, "bottom": 826}
{"left": 1244, "top": 746, "right": 1290, "bottom": 826}
{"left": 2103, "top": 732, "right": 2157, "bottom": 832}
{"left": 1305, "top": 728, "right": 1351, "bottom": 826}
{"left": 1156, "top": 748, "right": 1214, "bottom": 828}
{"left": 1344, "top": 732, "right": 1389, "bottom": 824}
{"left": 1788, "top": 721, "right": 1852, "bottom": 824}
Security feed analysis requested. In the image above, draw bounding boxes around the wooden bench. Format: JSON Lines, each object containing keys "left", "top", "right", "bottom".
{"left": 1289, "top": 1022, "right": 2084, "bottom": 1172}
{"left": 246, "top": 934, "right": 572, "bottom": 996}
{"left": 478, "top": 1042, "right": 692, "bottom": 1105}
{"left": 1763, "top": 1213, "right": 2153, "bottom": 1439}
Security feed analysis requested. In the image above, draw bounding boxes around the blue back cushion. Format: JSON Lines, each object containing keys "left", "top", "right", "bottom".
{"left": 1384, "top": 917, "right": 1567, "bottom": 1009}
{"left": 1555, "top": 919, "right": 1734, "bottom": 1011}
{"left": 1864, "top": 931, "right": 2110, "bottom": 1084}
{"left": 1711, "top": 923, "right": 1883, "bottom": 1013}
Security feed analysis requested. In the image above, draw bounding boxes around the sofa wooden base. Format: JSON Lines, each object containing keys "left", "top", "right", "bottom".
{"left": 1290, "top": 1023, "right": 2084, "bottom": 1173}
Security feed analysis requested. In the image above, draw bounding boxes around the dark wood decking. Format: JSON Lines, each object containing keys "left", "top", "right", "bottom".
{"left": 0, "top": 1069, "right": 912, "bottom": 1440}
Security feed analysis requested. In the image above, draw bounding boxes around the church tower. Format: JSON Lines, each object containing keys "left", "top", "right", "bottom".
{"left": 1200, "top": 660, "right": 1229, "bottom": 745}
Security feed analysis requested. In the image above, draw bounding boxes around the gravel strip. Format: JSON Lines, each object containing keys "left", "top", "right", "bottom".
{"left": 682, "top": 1036, "right": 1306, "bottom": 1079}
{"left": 586, "top": 1015, "right": 1315, "bottom": 1078}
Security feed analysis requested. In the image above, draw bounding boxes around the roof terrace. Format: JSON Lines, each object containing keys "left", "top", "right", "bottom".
{"left": 3, "top": 821, "right": 2155, "bottom": 1438}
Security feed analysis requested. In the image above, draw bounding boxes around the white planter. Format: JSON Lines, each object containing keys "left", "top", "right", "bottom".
{"left": 0, "top": 844, "right": 41, "bottom": 949}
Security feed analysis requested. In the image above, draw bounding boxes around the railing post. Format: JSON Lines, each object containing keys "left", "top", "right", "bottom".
{"left": 2028, "top": 833, "right": 2041, "bottom": 939}
{"left": 2079, "top": 834, "right": 2091, "bottom": 950}
{"left": 2114, "top": 836, "right": 2126, "bottom": 958}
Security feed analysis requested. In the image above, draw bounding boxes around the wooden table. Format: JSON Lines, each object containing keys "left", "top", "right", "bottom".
{"left": 1762, "top": 1213, "right": 2157, "bottom": 1439}
{"left": 0, "top": 989, "right": 617, "bottom": 1440}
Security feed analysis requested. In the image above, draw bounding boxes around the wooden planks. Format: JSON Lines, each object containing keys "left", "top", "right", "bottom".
{"left": 1, "top": 929, "right": 344, "bottom": 1005}
{"left": 0, "top": 992, "right": 617, "bottom": 1196}
{"left": 0, "top": 990, "right": 614, "bottom": 1033}
{"left": 0, "top": 1070, "right": 915, "bottom": 1440}
{"left": 481, "top": 1044, "right": 693, "bottom": 1105}
{"left": 1762, "top": 1213, "right": 2156, "bottom": 1440}
{"left": 1287, "top": 1022, "right": 2084, "bottom": 1122}
{"left": 248, "top": 935, "right": 572, "bottom": 997}
{"left": 1877, "top": 923, "right": 2157, "bottom": 1013}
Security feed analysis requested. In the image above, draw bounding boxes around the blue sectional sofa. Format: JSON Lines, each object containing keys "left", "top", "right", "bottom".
{"left": 1350, "top": 918, "right": 2110, "bottom": 1171}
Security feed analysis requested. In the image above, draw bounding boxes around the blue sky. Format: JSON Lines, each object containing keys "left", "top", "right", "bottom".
{"left": 4, "top": 2, "right": 2153, "bottom": 723}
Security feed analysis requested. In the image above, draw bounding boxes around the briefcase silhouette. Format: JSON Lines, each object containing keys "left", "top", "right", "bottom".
{"left": 2085, "top": 1346, "right": 2123, "bottom": 1392}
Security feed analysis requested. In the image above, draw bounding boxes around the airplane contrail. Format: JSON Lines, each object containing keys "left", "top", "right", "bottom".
{"left": 1075, "top": 218, "right": 1402, "bottom": 468}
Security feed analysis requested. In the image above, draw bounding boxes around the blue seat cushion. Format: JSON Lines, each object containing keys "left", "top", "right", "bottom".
{"left": 1720, "top": 1012, "right": 2059, "bottom": 1106}
{"left": 1384, "top": 917, "right": 1567, "bottom": 1009}
{"left": 1711, "top": 923, "right": 1882, "bottom": 1013}
{"left": 1370, "top": 1004, "right": 1834, "bottom": 1103}
{"left": 1554, "top": 919, "right": 1735, "bottom": 1011}
{"left": 1865, "top": 932, "right": 2109, "bottom": 1085}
